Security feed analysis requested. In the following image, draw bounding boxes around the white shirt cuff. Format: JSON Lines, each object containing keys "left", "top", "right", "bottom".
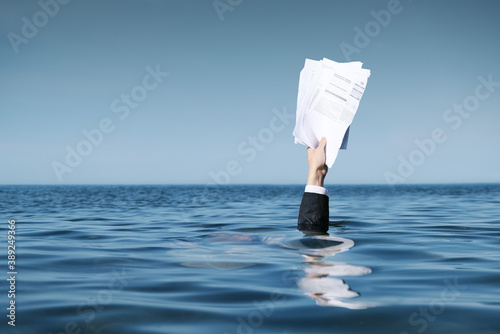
{"left": 305, "top": 185, "right": 328, "bottom": 196}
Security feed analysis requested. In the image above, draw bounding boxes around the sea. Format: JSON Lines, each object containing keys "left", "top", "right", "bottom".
{"left": 1, "top": 184, "right": 499, "bottom": 334}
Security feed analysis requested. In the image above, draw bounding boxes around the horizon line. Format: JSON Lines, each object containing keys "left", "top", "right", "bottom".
{"left": 1, "top": 182, "right": 499, "bottom": 186}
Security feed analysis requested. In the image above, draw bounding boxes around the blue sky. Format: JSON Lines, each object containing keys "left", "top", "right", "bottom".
{"left": 1, "top": 0, "right": 499, "bottom": 185}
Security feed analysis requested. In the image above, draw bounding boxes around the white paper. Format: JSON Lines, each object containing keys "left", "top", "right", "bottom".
{"left": 293, "top": 58, "right": 370, "bottom": 167}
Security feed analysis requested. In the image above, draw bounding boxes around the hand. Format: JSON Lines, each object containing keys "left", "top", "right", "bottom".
{"left": 306, "top": 137, "right": 328, "bottom": 187}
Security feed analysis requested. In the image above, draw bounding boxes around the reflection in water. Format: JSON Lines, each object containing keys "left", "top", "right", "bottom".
{"left": 296, "top": 235, "right": 373, "bottom": 309}
{"left": 169, "top": 232, "right": 374, "bottom": 309}
{"left": 270, "top": 234, "right": 374, "bottom": 309}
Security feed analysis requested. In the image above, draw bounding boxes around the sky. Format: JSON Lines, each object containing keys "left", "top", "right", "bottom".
{"left": 1, "top": 0, "right": 499, "bottom": 185}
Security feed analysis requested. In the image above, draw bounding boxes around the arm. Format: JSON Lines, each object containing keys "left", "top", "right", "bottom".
{"left": 306, "top": 137, "right": 328, "bottom": 188}
{"left": 298, "top": 137, "right": 330, "bottom": 233}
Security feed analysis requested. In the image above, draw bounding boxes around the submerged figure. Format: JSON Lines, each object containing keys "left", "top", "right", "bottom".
{"left": 298, "top": 137, "right": 329, "bottom": 233}
{"left": 296, "top": 137, "right": 374, "bottom": 308}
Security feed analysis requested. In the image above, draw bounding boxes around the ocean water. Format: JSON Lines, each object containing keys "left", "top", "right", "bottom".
{"left": 1, "top": 184, "right": 500, "bottom": 334}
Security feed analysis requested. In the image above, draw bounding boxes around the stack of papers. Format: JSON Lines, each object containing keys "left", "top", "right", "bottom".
{"left": 293, "top": 58, "right": 371, "bottom": 167}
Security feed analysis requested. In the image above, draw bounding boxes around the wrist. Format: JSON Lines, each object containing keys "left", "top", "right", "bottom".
{"left": 307, "top": 170, "right": 326, "bottom": 187}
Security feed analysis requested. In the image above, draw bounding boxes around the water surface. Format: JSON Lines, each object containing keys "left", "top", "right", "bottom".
{"left": 1, "top": 184, "right": 499, "bottom": 333}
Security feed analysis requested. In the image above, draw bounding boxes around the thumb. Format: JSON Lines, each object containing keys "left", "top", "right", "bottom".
{"left": 317, "top": 137, "right": 327, "bottom": 150}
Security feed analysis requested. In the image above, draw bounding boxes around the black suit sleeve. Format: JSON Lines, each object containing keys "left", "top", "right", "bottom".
{"left": 297, "top": 192, "right": 329, "bottom": 233}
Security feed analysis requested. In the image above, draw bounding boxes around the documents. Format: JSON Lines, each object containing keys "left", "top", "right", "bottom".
{"left": 293, "top": 58, "right": 371, "bottom": 167}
